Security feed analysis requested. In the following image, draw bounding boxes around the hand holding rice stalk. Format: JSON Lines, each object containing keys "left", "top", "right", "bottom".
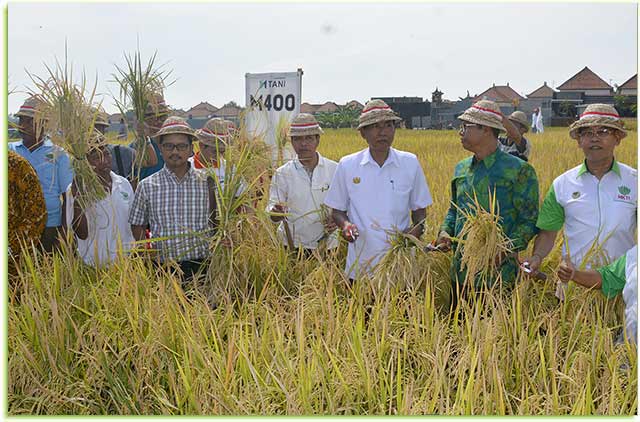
{"left": 112, "top": 49, "right": 173, "bottom": 180}
{"left": 455, "top": 190, "right": 513, "bottom": 285}
{"left": 28, "top": 54, "right": 107, "bottom": 209}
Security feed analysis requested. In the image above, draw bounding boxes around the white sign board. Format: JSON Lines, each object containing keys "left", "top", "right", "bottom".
{"left": 245, "top": 70, "right": 302, "bottom": 164}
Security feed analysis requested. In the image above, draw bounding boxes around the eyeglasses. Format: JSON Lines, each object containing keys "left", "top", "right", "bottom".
{"left": 459, "top": 123, "right": 481, "bottom": 133}
{"left": 579, "top": 128, "right": 614, "bottom": 139}
{"left": 160, "top": 142, "right": 190, "bottom": 151}
{"left": 291, "top": 136, "right": 318, "bottom": 144}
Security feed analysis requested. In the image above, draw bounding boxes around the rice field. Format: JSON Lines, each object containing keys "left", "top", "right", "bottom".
{"left": 8, "top": 125, "right": 638, "bottom": 415}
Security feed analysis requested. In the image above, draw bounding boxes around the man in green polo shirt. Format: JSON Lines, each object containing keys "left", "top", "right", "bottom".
{"left": 435, "top": 100, "right": 540, "bottom": 308}
{"left": 557, "top": 245, "right": 637, "bottom": 345}
{"left": 524, "top": 104, "right": 636, "bottom": 298}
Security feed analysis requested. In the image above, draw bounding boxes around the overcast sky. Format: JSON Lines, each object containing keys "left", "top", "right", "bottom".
{"left": 8, "top": 2, "right": 638, "bottom": 114}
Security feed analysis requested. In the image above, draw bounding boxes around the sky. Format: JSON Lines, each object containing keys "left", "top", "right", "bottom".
{"left": 7, "top": 2, "right": 638, "bottom": 114}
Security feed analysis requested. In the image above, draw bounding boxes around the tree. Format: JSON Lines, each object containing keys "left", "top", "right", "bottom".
{"left": 316, "top": 105, "right": 360, "bottom": 129}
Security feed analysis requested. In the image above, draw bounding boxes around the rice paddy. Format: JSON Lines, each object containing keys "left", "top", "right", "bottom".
{"left": 7, "top": 125, "right": 638, "bottom": 415}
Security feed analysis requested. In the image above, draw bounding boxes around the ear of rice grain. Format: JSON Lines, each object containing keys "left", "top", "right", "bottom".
{"left": 454, "top": 190, "right": 512, "bottom": 286}
{"left": 112, "top": 49, "right": 173, "bottom": 180}
{"left": 27, "top": 50, "right": 107, "bottom": 209}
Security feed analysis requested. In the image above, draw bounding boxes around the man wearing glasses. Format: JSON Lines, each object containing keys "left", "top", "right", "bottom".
{"left": 129, "top": 116, "right": 217, "bottom": 283}
{"left": 268, "top": 113, "right": 338, "bottom": 254}
{"left": 523, "top": 104, "right": 636, "bottom": 298}
{"left": 325, "top": 99, "right": 432, "bottom": 280}
{"left": 435, "top": 100, "right": 539, "bottom": 306}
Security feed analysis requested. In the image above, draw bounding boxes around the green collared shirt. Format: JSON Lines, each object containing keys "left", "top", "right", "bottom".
{"left": 441, "top": 148, "right": 540, "bottom": 286}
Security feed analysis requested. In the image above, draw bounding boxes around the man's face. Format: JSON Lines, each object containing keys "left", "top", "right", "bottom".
{"left": 95, "top": 124, "right": 108, "bottom": 136}
{"left": 199, "top": 140, "right": 226, "bottom": 164}
{"left": 577, "top": 125, "right": 622, "bottom": 162}
{"left": 359, "top": 120, "right": 395, "bottom": 154}
{"left": 87, "top": 146, "right": 112, "bottom": 177}
{"left": 291, "top": 134, "right": 319, "bottom": 160}
{"left": 515, "top": 122, "right": 527, "bottom": 135}
{"left": 18, "top": 115, "right": 36, "bottom": 141}
{"left": 459, "top": 122, "right": 489, "bottom": 153}
{"left": 159, "top": 133, "right": 193, "bottom": 168}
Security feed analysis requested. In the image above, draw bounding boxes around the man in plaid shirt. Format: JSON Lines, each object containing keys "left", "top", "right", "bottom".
{"left": 129, "top": 116, "right": 217, "bottom": 282}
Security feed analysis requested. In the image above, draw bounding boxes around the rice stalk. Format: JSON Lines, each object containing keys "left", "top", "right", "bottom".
{"left": 27, "top": 47, "right": 106, "bottom": 208}
{"left": 112, "top": 49, "right": 173, "bottom": 180}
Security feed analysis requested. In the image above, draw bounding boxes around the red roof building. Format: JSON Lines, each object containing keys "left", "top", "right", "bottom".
{"left": 618, "top": 74, "right": 637, "bottom": 96}
{"left": 527, "top": 82, "right": 556, "bottom": 98}
{"left": 556, "top": 67, "right": 613, "bottom": 95}
{"left": 474, "top": 83, "right": 525, "bottom": 106}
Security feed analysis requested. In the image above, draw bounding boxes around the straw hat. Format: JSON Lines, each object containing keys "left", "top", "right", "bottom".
{"left": 458, "top": 100, "right": 506, "bottom": 132}
{"left": 195, "top": 117, "right": 231, "bottom": 146}
{"left": 153, "top": 116, "right": 195, "bottom": 139}
{"left": 144, "top": 92, "right": 170, "bottom": 117}
{"left": 288, "top": 113, "right": 324, "bottom": 137}
{"left": 508, "top": 111, "right": 529, "bottom": 132}
{"left": 15, "top": 96, "right": 46, "bottom": 119}
{"left": 92, "top": 107, "right": 110, "bottom": 128}
{"left": 568, "top": 103, "right": 627, "bottom": 140}
{"left": 357, "top": 99, "right": 402, "bottom": 130}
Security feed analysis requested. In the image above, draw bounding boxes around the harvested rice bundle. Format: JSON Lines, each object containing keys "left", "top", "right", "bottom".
{"left": 112, "top": 50, "right": 172, "bottom": 180}
{"left": 456, "top": 191, "right": 513, "bottom": 285}
{"left": 28, "top": 55, "right": 106, "bottom": 208}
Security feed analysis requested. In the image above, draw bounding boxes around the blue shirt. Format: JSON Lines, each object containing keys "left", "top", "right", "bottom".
{"left": 9, "top": 138, "right": 74, "bottom": 227}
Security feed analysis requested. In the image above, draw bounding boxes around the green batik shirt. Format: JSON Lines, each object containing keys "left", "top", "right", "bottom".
{"left": 440, "top": 148, "right": 540, "bottom": 287}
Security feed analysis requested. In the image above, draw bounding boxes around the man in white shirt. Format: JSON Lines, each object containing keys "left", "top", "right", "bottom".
{"left": 324, "top": 99, "right": 433, "bottom": 280}
{"left": 268, "top": 113, "right": 338, "bottom": 253}
{"left": 524, "top": 104, "right": 636, "bottom": 296}
{"left": 63, "top": 145, "right": 135, "bottom": 266}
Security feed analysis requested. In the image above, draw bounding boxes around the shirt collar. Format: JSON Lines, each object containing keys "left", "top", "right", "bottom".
{"left": 16, "top": 136, "right": 53, "bottom": 150}
{"left": 360, "top": 148, "right": 399, "bottom": 167}
{"left": 294, "top": 152, "right": 324, "bottom": 170}
{"left": 471, "top": 147, "right": 500, "bottom": 169}
{"left": 162, "top": 162, "right": 195, "bottom": 181}
{"left": 576, "top": 159, "right": 620, "bottom": 178}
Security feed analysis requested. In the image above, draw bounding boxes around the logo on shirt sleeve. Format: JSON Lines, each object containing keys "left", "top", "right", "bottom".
{"left": 120, "top": 191, "right": 130, "bottom": 200}
{"left": 571, "top": 191, "right": 580, "bottom": 199}
{"left": 352, "top": 177, "right": 361, "bottom": 184}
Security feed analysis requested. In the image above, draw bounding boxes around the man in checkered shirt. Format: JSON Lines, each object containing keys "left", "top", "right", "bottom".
{"left": 129, "top": 116, "right": 217, "bottom": 282}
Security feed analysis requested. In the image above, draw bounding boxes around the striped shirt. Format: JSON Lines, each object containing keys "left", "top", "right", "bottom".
{"left": 129, "top": 164, "right": 213, "bottom": 262}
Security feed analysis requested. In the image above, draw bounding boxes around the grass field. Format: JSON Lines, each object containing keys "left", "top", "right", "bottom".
{"left": 8, "top": 125, "right": 638, "bottom": 415}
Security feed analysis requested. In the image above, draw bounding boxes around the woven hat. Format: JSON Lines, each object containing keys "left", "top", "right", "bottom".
{"left": 144, "top": 92, "right": 170, "bottom": 117}
{"left": 357, "top": 99, "right": 402, "bottom": 130}
{"left": 508, "top": 111, "right": 529, "bottom": 132}
{"left": 15, "top": 96, "right": 46, "bottom": 119}
{"left": 92, "top": 107, "right": 110, "bottom": 127}
{"left": 568, "top": 104, "right": 627, "bottom": 140}
{"left": 195, "top": 117, "right": 231, "bottom": 146}
{"left": 153, "top": 116, "right": 195, "bottom": 139}
{"left": 288, "top": 113, "right": 324, "bottom": 137}
{"left": 458, "top": 100, "right": 506, "bottom": 132}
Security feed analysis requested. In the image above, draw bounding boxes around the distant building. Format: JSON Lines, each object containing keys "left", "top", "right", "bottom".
{"left": 345, "top": 100, "right": 364, "bottom": 110}
{"left": 300, "top": 101, "right": 339, "bottom": 114}
{"left": 187, "top": 101, "right": 219, "bottom": 119}
{"left": 430, "top": 88, "right": 474, "bottom": 129}
{"left": 553, "top": 66, "right": 614, "bottom": 125}
{"left": 618, "top": 74, "right": 637, "bottom": 96}
{"left": 372, "top": 96, "right": 430, "bottom": 129}
{"left": 474, "top": 83, "right": 525, "bottom": 115}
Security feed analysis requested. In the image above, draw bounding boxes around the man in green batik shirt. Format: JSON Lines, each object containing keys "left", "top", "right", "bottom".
{"left": 435, "top": 100, "right": 540, "bottom": 307}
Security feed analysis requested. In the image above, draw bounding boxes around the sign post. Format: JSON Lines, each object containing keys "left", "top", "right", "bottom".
{"left": 245, "top": 69, "right": 303, "bottom": 165}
